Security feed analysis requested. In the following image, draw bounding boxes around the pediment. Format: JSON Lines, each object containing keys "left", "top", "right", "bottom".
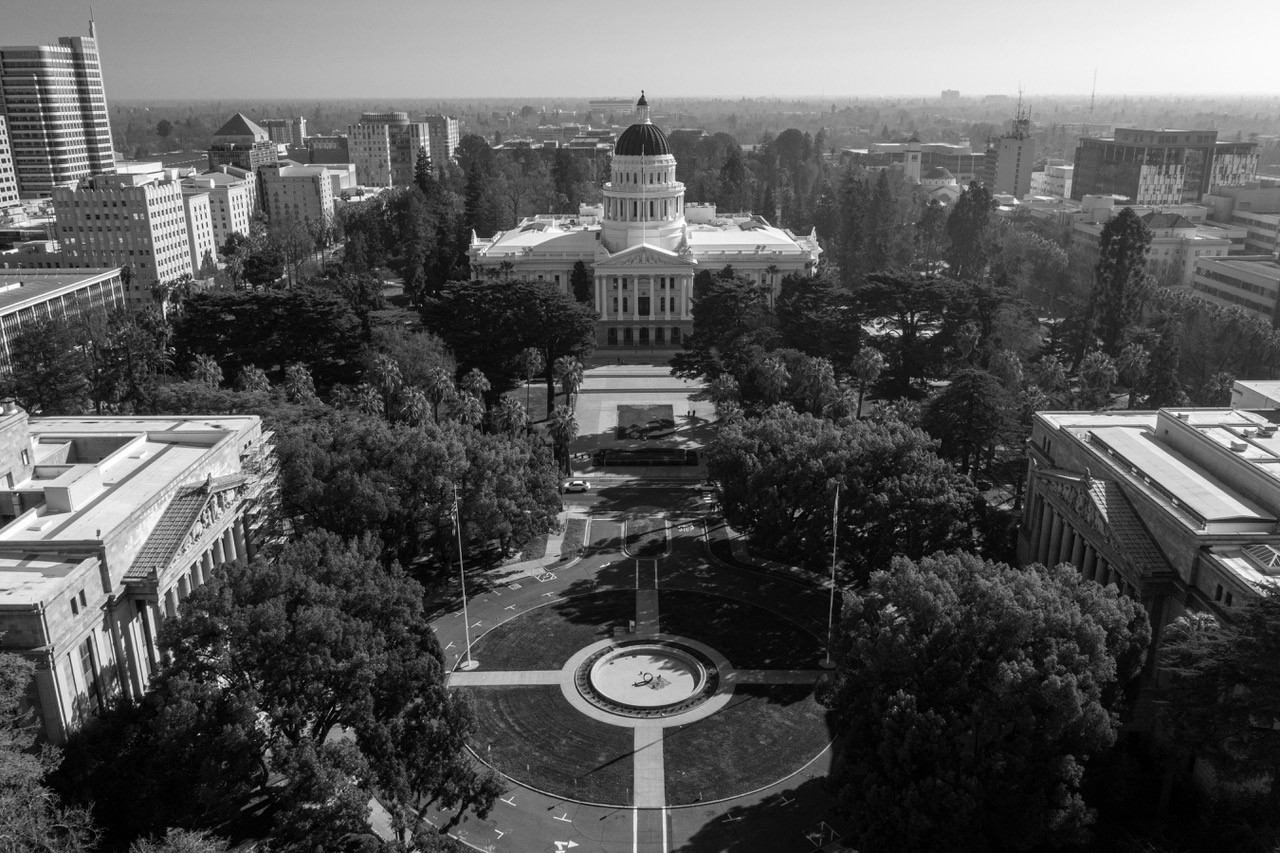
{"left": 595, "top": 243, "right": 698, "bottom": 269}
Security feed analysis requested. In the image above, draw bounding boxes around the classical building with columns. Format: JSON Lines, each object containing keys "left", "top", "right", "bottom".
{"left": 1019, "top": 406, "right": 1280, "bottom": 681}
{"left": 0, "top": 407, "right": 276, "bottom": 744}
{"left": 468, "top": 93, "right": 821, "bottom": 347}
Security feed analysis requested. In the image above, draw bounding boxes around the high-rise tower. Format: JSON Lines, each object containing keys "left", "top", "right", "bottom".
{"left": 0, "top": 18, "right": 116, "bottom": 197}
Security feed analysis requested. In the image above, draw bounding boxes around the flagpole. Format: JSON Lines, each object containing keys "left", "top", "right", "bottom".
{"left": 824, "top": 483, "right": 839, "bottom": 668}
{"left": 454, "top": 481, "right": 479, "bottom": 671}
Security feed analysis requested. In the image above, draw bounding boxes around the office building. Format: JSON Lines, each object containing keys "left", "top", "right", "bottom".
{"left": 980, "top": 110, "right": 1035, "bottom": 199}
{"left": 1189, "top": 255, "right": 1280, "bottom": 323}
{"left": 470, "top": 94, "right": 820, "bottom": 348}
{"left": 180, "top": 166, "right": 257, "bottom": 252}
{"left": 347, "top": 112, "right": 430, "bottom": 187}
{"left": 422, "top": 114, "right": 460, "bottom": 172}
{"left": 0, "top": 22, "right": 116, "bottom": 197}
{"left": 182, "top": 189, "right": 216, "bottom": 276}
{"left": 299, "top": 135, "right": 350, "bottom": 166}
{"left": 1072, "top": 129, "right": 1259, "bottom": 205}
{"left": 262, "top": 116, "right": 306, "bottom": 148}
{"left": 1018, "top": 405, "right": 1280, "bottom": 694}
{"left": 1202, "top": 182, "right": 1280, "bottom": 256}
{"left": 0, "top": 117, "right": 19, "bottom": 214}
{"left": 54, "top": 170, "right": 194, "bottom": 303}
{"left": 0, "top": 269, "right": 125, "bottom": 369}
{"left": 0, "top": 408, "right": 275, "bottom": 744}
{"left": 260, "top": 163, "right": 334, "bottom": 225}
{"left": 1030, "top": 162, "right": 1073, "bottom": 199}
{"left": 206, "top": 113, "right": 278, "bottom": 173}
{"left": 1072, "top": 203, "right": 1232, "bottom": 287}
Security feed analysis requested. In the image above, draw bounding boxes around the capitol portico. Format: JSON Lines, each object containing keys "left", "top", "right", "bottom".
{"left": 469, "top": 93, "right": 821, "bottom": 346}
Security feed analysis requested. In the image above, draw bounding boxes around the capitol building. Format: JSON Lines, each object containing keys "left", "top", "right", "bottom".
{"left": 469, "top": 93, "right": 821, "bottom": 347}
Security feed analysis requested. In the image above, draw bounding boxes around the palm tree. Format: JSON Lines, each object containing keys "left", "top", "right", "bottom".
{"left": 451, "top": 391, "right": 485, "bottom": 427}
{"left": 369, "top": 354, "right": 403, "bottom": 418}
{"left": 399, "top": 387, "right": 430, "bottom": 426}
{"left": 850, "top": 346, "right": 887, "bottom": 419}
{"left": 515, "top": 347, "right": 545, "bottom": 415}
{"left": 554, "top": 356, "right": 584, "bottom": 407}
{"left": 235, "top": 364, "right": 270, "bottom": 393}
{"left": 460, "top": 367, "right": 491, "bottom": 400}
{"left": 547, "top": 403, "right": 578, "bottom": 476}
{"left": 754, "top": 355, "right": 790, "bottom": 405}
{"left": 284, "top": 362, "right": 318, "bottom": 404}
{"left": 423, "top": 367, "right": 455, "bottom": 423}
{"left": 191, "top": 354, "right": 223, "bottom": 388}
{"left": 490, "top": 396, "right": 527, "bottom": 435}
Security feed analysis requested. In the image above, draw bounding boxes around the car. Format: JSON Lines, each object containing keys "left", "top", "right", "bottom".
{"left": 563, "top": 480, "right": 591, "bottom": 493}
{"left": 694, "top": 480, "right": 717, "bottom": 493}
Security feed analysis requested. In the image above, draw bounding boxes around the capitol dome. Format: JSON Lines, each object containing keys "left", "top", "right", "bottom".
{"left": 614, "top": 91, "right": 670, "bottom": 156}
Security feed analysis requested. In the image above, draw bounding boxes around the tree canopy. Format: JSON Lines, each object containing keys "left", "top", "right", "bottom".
{"left": 821, "top": 552, "right": 1151, "bottom": 853}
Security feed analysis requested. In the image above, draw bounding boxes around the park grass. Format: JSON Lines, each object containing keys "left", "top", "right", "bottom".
{"left": 658, "top": 590, "right": 823, "bottom": 670}
{"left": 663, "top": 684, "right": 832, "bottom": 805}
{"left": 466, "top": 685, "right": 634, "bottom": 805}
{"left": 624, "top": 515, "right": 668, "bottom": 557}
{"left": 471, "top": 590, "right": 633, "bottom": 671}
{"left": 517, "top": 532, "right": 548, "bottom": 562}
{"left": 559, "top": 517, "right": 588, "bottom": 560}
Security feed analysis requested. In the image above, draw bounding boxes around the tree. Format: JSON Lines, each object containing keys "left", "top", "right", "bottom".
{"left": 915, "top": 198, "right": 949, "bottom": 273}
{"left": 570, "top": 261, "right": 593, "bottom": 304}
{"left": 554, "top": 356, "right": 584, "bottom": 407}
{"left": 1088, "top": 207, "right": 1152, "bottom": 357}
{"left": 921, "top": 368, "right": 1012, "bottom": 477}
{"left": 129, "top": 829, "right": 231, "bottom": 853}
{"left": 189, "top": 354, "right": 223, "bottom": 387}
{"left": 670, "top": 269, "right": 775, "bottom": 382}
{"left": 547, "top": 403, "right": 578, "bottom": 476}
{"left": 424, "top": 279, "right": 596, "bottom": 417}
{"left": 514, "top": 347, "right": 544, "bottom": 416}
{"left": 155, "top": 119, "right": 173, "bottom": 138}
{"left": 1077, "top": 350, "right": 1118, "bottom": 409}
{"left": 707, "top": 405, "right": 977, "bottom": 576}
{"left": 945, "top": 181, "right": 995, "bottom": 280}
{"left": 489, "top": 396, "right": 527, "bottom": 435}
{"left": 850, "top": 346, "right": 886, "bottom": 419}
{"left": 775, "top": 272, "right": 860, "bottom": 374}
{"left": 1, "top": 317, "right": 90, "bottom": 414}
{"left": 1159, "top": 586, "right": 1280, "bottom": 822}
{"left": 1, "top": 651, "right": 99, "bottom": 853}
{"left": 854, "top": 273, "right": 966, "bottom": 397}
{"left": 821, "top": 553, "right": 1151, "bottom": 853}
{"left": 414, "top": 146, "right": 435, "bottom": 196}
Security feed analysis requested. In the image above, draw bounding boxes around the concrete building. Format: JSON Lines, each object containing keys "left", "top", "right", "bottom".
{"left": 0, "top": 117, "right": 19, "bottom": 215}
{"left": 1072, "top": 204, "right": 1232, "bottom": 287}
{"left": 1030, "top": 162, "right": 1074, "bottom": 199}
{"left": 0, "top": 23, "right": 116, "bottom": 197}
{"left": 1189, "top": 255, "right": 1280, "bottom": 323}
{"left": 182, "top": 190, "right": 216, "bottom": 276}
{"left": 180, "top": 166, "right": 256, "bottom": 252}
{"left": 0, "top": 409, "right": 276, "bottom": 744}
{"left": 260, "top": 163, "right": 334, "bottom": 225}
{"left": 1018, "top": 406, "right": 1280, "bottom": 698}
{"left": 470, "top": 93, "right": 820, "bottom": 347}
{"left": 299, "top": 135, "right": 350, "bottom": 166}
{"left": 0, "top": 269, "right": 125, "bottom": 370}
{"left": 988, "top": 112, "right": 1036, "bottom": 198}
{"left": 54, "top": 171, "right": 194, "bottom": 303}
{"left": 1202, "top": 182, "right": 1280, "bottom": 256}
{"left": 1072, "top": 129, "right": 1259, "bottom": 205}
{"left": 262, "top": 116, "right": 306, "bottom": 148}
{"left": 347, "top": 112, "right": 429, "bottom": 187}
{"left": 422, "top": 114, "right": 460, "bottom": 172}
{"left": 206, "top": 113, "right": 278, "bottom": 173}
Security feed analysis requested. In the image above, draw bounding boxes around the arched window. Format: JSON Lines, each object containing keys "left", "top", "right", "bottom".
{"left": 612, "top": 297, "right": 618, "bottom": 312}
{"left": 622, "top": 297, "right": 629, "bottom": 313}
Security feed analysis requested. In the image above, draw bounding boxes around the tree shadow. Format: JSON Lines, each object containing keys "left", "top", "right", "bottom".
{"left": 673, "top": 774, "right": 850, "bottom": 853}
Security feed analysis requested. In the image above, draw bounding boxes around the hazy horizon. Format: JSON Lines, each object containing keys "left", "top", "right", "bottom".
{"left": 5, "top": 0, "right": 1279, "bottom": 101}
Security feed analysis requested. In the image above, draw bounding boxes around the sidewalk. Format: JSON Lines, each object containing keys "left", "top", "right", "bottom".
{"left": 483, "top": 508, "right": 590, "bottom": 585}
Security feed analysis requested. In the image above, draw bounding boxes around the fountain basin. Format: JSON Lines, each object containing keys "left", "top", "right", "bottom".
{"left": 575, "top": 640, "right": 719, "bottom": 718}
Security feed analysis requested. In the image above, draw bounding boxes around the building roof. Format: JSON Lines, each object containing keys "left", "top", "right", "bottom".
{"left": 615, "top": 123, "right": 670, "bottom": 157}
{"left": 923, "top": 166, "right": 954, "bottom": 180}
{"left": 0, "top": 269, "right": 119, "bottom": 316}
{"left": 1198, "top": 256, "right": 1280, "bottom": 281}
{"left": 1140, "top": 212, "right": 1195, "bottom": 229}
{"left": 212, "top": 112, "right": 268, "bottom": 142}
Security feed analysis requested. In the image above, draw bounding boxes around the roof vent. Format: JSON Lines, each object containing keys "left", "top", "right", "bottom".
{"left": 1230, "top": 441, "right": 1248, "bottom": 452}
{"left": 1175, "top": 412, "right": 1190, "bottom": 421}
{"left": 1260, "top": 425, "right": 1277, "bottom": 437}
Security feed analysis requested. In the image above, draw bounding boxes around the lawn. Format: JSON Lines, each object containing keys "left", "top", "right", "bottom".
{"left": 658, "top": 590, "right": 823, "bottom": 669}
{"left": 466, "top": 685, "right": 634, "bottom": 805}
{"left": 625, "top": 515, "right": 667, "bottom": 557}
{"left": 470, "top": 591, "right": 633, "bottom": 671}
{"left": 663, "top": 684, "right": 832, "bottom": 805}
{"left": 559, "top": 517, "right": 588, "bottom": 560}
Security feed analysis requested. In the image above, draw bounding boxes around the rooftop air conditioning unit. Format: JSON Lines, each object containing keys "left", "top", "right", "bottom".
{"left": 1230, "top": 441, "right": 1247, "bottom": 452}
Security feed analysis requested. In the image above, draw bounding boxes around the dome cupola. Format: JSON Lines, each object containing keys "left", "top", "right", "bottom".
{"left": 614, "top": 90, "right": 670, "bottom": 157}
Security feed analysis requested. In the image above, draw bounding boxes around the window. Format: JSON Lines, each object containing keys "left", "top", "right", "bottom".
{"left": 70, "top": 596, "right": 79, "bottom": 615}
{"left": 20, "top": 449, "right": 29, "bottom": 466}
{"left": 77, "top": 636, "right": 102, "bottom": 714}
{"left": 1214, "top": 584, "right": 1223, "bottom": 601}
{"left": 660, "top": 297, "right": 666, "bottom": 312}
{"left": 655, "top": 328, "right": 665, "bottom": 344}
{"left": 671, "top": 327, "right": 681, "bottom": 343}
{"left": 622, "top": 297, "right": 629, "bottom": 313}
{"left": 1224, "top": 592, "right": 1234, "bottom": 607}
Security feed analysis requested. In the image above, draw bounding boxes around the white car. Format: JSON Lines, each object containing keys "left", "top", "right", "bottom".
{"left": 563, "top": 480, "right": 591, "bottom": 493}
{"left": 694, "top": 480, "right": 718, "bottom": 493}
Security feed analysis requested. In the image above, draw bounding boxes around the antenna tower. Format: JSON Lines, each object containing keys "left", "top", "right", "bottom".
{"left": 1086, "top": 69, "right": 1097, "bottom": 136}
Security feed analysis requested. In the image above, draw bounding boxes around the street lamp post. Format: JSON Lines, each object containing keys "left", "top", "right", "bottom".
{"left": 453, "top": 481, "right": 479, "bottom": 671}
{"left": 823, "top": 483, "right": 840, "bottom": 669}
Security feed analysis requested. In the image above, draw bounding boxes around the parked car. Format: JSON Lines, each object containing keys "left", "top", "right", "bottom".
{"left": 563, "top": 480, "right": 591, "bottom": 493}
{"left": 694, "top": 480, "right": 717, "bottom": 493}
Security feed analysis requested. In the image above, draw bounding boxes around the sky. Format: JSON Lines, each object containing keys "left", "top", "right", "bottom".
{"left": 6, "top": 0, "right": 1280, "bottom": 101}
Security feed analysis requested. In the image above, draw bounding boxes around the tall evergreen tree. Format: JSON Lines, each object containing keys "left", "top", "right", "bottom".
{"left": 945, "top": 181, "right": 995, "bottom": 280}
{"left": 1088, "top": 206, "right": 1152, "bottom": 357}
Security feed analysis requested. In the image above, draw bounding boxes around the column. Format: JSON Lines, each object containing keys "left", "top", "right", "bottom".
{"left": 1070, "top": 534, "right": 1085, "bottom": 570}
{"left": 595, "top": 276, "right": 604, "bottom": 318}
{"left": 1046, "top": 512, "right": 1064, "bottom": 566}
{"left": 201, "top": 548, "right": 215, "bottom": 576}
{"left": 233, "top": 516, "right": 249, "bottom": 561}
{"left": 632, "top": 277, "right": 640, "bottom": 320}
{"left": 1082, "top": 544, "right": 1097, "bottom": 580}
{"left": 212, "top": 537, "right": 226, "bottom": 566}
{"left": 682, "top": 277, "right": 692, "bottom": 319}
{"left": 1035, "top": 501, "right": 1054, "bottom": 564}
{"left": 240, "top": 515, "right": 255, "bottom": 561}
{"left": 222, "top": 528, "right": 238, "bottom": 563}
{"left": 191, "top": 559, "right": 204, "bottom": 587}
{"left": 1057, "top": 525, "right": 1074, "bottom": 566}
{"left": 164, "top": 588, "right": 178, "bottom": 618}
{"left": 143, "top": 601, "right": 163, "bottom": 669}
{"left": 178, "top": 574, "right": 191, "bottom": 602}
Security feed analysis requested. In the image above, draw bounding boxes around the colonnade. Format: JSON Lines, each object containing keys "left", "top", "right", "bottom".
{"left": 1029, "top": 497, "right": 1138, "bottom": 598}
{"left": 594, "top": 272, "right": 693, "bottom": 322}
